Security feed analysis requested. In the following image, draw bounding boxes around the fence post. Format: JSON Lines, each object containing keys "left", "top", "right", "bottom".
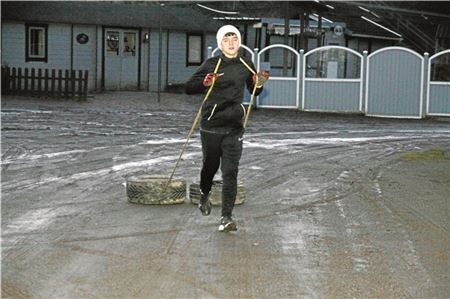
{"left": 64, "top": 69, "right": 70, "bottom": 98}
{"left": 299, "top": 49, "right": 304, "bottom": 110}
{"left": 17, "top": 68, "right": 22, "bottom": 92}
{"left": 83, "top": 70, "right": 89, "bottom": 101}
{"left": 58, "top": 70, "right": 62, "bottom": 98}
{"left": 2, "top": 67, "right": 10, "bottom": 94}
{"left": 44, "top": 69, "right": 49, "bottom": 97}
{"left": 24, "top": 68, "right": 29, "bottom": 95}
{"left": 422, "top": 52, "right": 429, "bottom": 118}
{"left": 362, "top": 50, "right": 368, "bottom": 113}
{"left": 37, "top": 69, "right": 42, "bottom": 96}
{"left": 51, "top": 69, "right": 56, "bottom": 98}
{"left": 207, "top": 46, "right": 213, "bottom": 59}
{"left": 31, "top": 68, "right": 35, "bottom": 96}
{"left": 254, "top": 48, "right": 259, "bottom": 109}
{"left": 71, "top": 70, "right": 76, "bottom": 99}
{"left": 11, "top": 67, "right": 17, "bottom": 94}
{"left": 77, "top": 70, "right": 83, "bottom": 99}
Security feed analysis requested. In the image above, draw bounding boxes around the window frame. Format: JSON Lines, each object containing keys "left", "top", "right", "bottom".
{"left": 123, "top": 31, "right": 137, "bottom": 56}
{"left": 186, "top": 33, "right": 203, "bottom": 66}
{"left": 25, "top": 23, "right": 48, "bottom": 62}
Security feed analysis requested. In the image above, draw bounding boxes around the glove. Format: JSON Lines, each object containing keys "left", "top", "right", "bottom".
{"left": 253, "top": 70, "right": 269, "bottom": 88}
{"left": 202, "top": 73, "right": 223, "bottom": 87}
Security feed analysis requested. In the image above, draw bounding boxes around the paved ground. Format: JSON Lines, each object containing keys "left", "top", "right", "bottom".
{"left": 1, "top": 92, "right": 449, "bottom": 298}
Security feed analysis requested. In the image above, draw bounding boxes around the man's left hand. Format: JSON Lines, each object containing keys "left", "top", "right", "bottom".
{"left": 253, "top": 70, "right": 269, "bottom": 88}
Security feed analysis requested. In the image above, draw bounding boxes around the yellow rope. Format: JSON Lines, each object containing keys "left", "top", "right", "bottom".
{"left": 165, "top": 58, "right": 222, "bottom": 189}
{"left": 166, "top": 56, "right": 262, "bottom": 188}
{"left": 239, "top": 57, "right": 259, "bottom": 128}
{"left": 239, "top": 57, "right": 256, "bottom": 75}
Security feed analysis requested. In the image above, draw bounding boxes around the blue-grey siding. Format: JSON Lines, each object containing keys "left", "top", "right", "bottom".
{"left": 2, "top": 21, "right": 71, "bottom": 70}
{"left": 304, "top": 81, "right": 361, "bottom": 112}
{"left": 149, "top": 29, "right": 168, "bottom": 91}
{"left": 166, "top": 32, "right": 216, "bottom": 87}
{"left": 148, "top": 31, "right": 216, "bottom": 91}
{"left": 73, "top": 25, "right": 97, "bottom": 90}
{"left": 428, "top": 84, "right": 450, "bottom": 115}
{"left": 367, "top": 49, "right": 423, "bottom": 118}
{"left": 2, "top": 21, "right": 98, "bottom": 91}
{"left": 258, "top": 80, "right": 297, "bottom": 107}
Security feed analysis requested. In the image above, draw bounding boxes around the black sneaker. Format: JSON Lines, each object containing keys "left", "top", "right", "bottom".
{"left": 198, "top": 200, "right": 211, "bottom": 216}
{"left": 218, "top": 216, "right": 237, "bottom": 232}
{"left": 198, "top": 191, "right": 211, "bottom": 216}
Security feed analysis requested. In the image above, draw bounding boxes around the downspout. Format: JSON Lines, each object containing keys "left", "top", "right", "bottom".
{"left": 283, "top": 2, "right": 289, "bottom": 77}
{"left": 101, "top": 26, "right": 105, "bottom": 91}
{"left": 165, "top": 29, "right": 169, "bottom": 89}
{"left": 157, "top": 2, "right": 164, "bottom": 102}
{"left": 138, "top": 28, "right": 142, "bottom": 90}
{"left": 147, "top": 29, "right": 151, "bottom": 92}
{"left": 95, "top": 25, "right": 98, "bottom": 91}
{"left": 70, "top": 24, "right": 74, "bottom": 71}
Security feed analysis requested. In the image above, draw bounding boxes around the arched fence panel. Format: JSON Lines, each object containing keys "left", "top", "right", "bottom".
{"left": 303, "top": 46, "right": 363, "bottom": 113}
{"left": 203, "top": 44, "right": 448, "bottom": 119}
{"left": 256, "top": 44, "right": 300, "bottom": 108}
{"left": 427, "top": 49, "right": 450, "bottom": 116}
{"left": 366, "top": 47, "right": 424, "bottom": 118}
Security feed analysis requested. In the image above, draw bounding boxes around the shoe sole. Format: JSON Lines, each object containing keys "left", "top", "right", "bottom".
{"left": 199, "top": 202, "right": 211, "bottom": 216}
{"left": 218, "top": 222, "right": 237, "bottom": 232}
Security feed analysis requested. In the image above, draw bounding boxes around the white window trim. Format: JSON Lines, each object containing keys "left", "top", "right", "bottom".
{"left": 28, "top": 26, "right": 46, "bottom": 58}
{"left": 186, "top": 33, "right": 203, "bottom": 66}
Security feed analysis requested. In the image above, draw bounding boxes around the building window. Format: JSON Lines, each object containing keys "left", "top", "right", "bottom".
{"left": 25, "top": 23, "right": 48, "bottom": 62}
{"left": 186, "top": 33, "right": 203, "bottom": 66}
{"left": 123, "top": 32, "right": 137, "bottom": 56}
{"left": 106, "top": 31, "right": 120, "bottom": 55}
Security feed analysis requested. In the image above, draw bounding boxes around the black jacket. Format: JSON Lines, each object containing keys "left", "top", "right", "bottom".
{"left": 185, "top": 53, "right": 263, "bottom": 132}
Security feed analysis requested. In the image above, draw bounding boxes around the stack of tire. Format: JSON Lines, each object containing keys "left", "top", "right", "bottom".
{"left": 126, "top": 175, "right": 186, "bottom": 205}
{"left": 126, "top": 175, "right": 245, "bottom": 206}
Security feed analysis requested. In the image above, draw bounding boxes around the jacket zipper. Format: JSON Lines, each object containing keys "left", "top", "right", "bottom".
{"left": 207, "top": 104, "right": 217, "bottom": 121}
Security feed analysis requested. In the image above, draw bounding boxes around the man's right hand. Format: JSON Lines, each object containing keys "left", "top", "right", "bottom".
{"left": 203, "top": 73, "right": 222, "bottom": 87}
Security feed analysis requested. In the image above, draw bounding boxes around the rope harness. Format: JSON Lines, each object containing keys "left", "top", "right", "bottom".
{"left": 165, "top": 56, "right": 260, "bottom": 189}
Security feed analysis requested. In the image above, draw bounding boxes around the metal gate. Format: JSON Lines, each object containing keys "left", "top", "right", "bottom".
{"left": 257, "top": 44, "right": 300, "bottom": 108}
{"left": 366, "top": 47, "right": 424, "bottom": 118}
{"left": 427, "top": 49, "right": 450, "bottom": 116}
{"left": 303, "top": 46, "right": 363, "bottom": 113}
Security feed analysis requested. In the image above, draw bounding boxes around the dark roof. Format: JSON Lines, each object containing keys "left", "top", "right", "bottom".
{"left": 436, "top": 24, "right": 450, "bottom": 39}
{"left": 194, "top": 1, "right": 450, "bottom": 52}
{"left": 191, "top": 1, "right": 327, "bottom": 19}
{"left": 1, "top": 1, "right": 224, "bottom": 32}
{"left": 342, "top": 16, "right": 402, "bottom": 40}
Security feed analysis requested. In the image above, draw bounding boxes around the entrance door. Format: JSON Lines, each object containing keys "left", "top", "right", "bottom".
{"left": 105, "top": 29, "right": 139, "bottom": 90}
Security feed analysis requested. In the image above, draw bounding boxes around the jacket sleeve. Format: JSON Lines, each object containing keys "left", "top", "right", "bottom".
{"left": 184, "top": 59, "right": 214, "bottom": 95}
{"left": 245, "top": 59, "right": 263, "bottom": 96}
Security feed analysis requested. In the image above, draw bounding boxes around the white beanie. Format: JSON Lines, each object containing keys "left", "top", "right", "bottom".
{"left": 216, "top": 25, "right": 241, "bottom": 50}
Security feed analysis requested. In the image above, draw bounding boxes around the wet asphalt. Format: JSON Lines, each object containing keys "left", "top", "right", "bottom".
{"left": 1, "top": 92, "right": 449, "bottom": 298}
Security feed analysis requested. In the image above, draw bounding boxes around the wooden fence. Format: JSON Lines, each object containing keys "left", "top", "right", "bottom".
{"left": 1, "top": 67, "right": 89, "bottom": 100}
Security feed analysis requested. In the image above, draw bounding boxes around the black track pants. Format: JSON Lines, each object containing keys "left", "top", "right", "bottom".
{"left": 200, "top": 129, "right": 243, "bottom": 217}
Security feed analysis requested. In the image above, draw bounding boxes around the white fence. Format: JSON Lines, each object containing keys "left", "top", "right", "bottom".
{"left": 208, "top": 45, "right": 450, "bottom": 119}
{"left": 427, "top": 49, "right": 450, "bottom": 117}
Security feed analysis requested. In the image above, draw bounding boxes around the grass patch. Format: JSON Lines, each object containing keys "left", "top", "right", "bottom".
{"left": 399, "top": 149, "right": 450, "bottom": 161}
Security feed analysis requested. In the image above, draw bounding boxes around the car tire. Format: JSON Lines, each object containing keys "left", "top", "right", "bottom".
{"left": 126, "top": 175, "right": 186, "bottom": 205}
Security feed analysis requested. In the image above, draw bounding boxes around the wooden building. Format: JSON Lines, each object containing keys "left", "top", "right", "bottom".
{"left": 1, "top": 1, "right": 224, "bottom": 92}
